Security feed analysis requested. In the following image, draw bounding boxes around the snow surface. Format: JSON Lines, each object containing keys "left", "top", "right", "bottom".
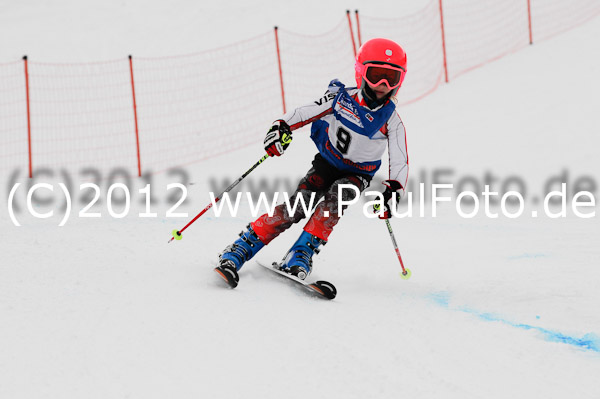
{"left": 1, "top": 1, "right": 600, "bottom": 399}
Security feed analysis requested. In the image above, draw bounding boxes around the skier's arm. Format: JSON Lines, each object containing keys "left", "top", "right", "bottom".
{"left": 278, "top": 91, "right": 335, "bottom": 131}
{"left": 265, "top": 81, "right": 342, "bottom": 156}
{"left": 386, "top": 112, "right": 409, "bottom": 197}
{"left": 264, "top": 91, "right": 335, "bottom": 156}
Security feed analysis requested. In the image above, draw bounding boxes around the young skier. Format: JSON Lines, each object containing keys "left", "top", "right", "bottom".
{"left": 215, "top": 38, "right": 409, "bottom": 288}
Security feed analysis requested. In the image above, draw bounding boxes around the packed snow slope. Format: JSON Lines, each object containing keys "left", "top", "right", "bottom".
{"left": 1, "top": 1, "right": 600, "bottom": 399}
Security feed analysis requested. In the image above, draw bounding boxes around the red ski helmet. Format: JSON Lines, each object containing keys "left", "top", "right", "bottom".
{"left": 355, "top": 38, "right": 407, "bottom": 96}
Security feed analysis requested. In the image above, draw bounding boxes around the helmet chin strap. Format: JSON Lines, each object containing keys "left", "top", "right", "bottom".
{"left": 362, "top": 83, "right": 391, "bottom": 109}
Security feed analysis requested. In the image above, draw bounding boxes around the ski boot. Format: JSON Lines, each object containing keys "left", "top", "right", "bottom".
{"left": 280, "top": 230, "right": 325, "bottom": 280}
{"left": 215, "top": 225, "right": 265, "bottom": 288}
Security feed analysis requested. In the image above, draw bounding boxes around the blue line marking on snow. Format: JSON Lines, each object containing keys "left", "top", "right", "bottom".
{"left": 458, "top": 306, "right": 600, "bottom": 352}
{"left": 429, "top": 291, "right": 451, "bottom": 307}
{"left": 427, "top": 292, "right": 600, "bottom": 353}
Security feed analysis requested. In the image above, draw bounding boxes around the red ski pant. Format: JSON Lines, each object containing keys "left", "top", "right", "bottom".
{"left": 251, "top": 154, "right": 371, "bottom": 244}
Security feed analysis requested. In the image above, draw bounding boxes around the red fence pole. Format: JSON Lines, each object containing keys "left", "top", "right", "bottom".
{"left": 23, "top": 56, "right": 33, "bottom": 178}
{"left": 273, "top": 26, "right": 286, "bottom": 114}
{"left": 355, "top": 10, "right": 363, "bottom": 48}
{"left": 526, "top": 0, "right": 533, "bottom": 44}
{"left": 128, "top": 55, "right": 142, "bottom": 177}
{"left": 438, "top": 0, "right": 449, "bottom": 83}
{"left": 346, "top": 10, "right": 357, "bottom": 58}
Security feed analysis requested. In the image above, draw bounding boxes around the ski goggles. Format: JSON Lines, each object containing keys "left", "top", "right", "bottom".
{"left": 359, "top": 63, "right": 406, "bottom": 89}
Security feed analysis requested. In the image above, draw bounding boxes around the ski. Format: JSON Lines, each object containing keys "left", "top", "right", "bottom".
{"left": 214, "top": 262, "right": 239, "bottom": 288}
{"left": 257, "top": 261, "right": 337, "bottom": 300}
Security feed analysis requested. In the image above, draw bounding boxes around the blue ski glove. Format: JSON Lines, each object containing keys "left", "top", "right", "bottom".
{"left": 264, "top": 120, "right": 292, "bottom": 157}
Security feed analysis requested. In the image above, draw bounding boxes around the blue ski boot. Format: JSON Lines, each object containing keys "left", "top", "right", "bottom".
{"left": 215, "top": 225, "right": 265, "bottom": 288}
{"left": 280, "top": 231, "right": 326, "bottom": 280}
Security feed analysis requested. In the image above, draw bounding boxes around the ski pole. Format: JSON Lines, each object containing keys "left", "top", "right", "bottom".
{"left": 168, "top": 153, "right": 269, "bottom": 243}
{"left": 383, "top": 219, "right": 411, "bottom": 279}
{"left": 168, "top": 132, "right": 291, "bottom": 243}
{"left": 374, "top": 204, "right": 412, "bottom": 280}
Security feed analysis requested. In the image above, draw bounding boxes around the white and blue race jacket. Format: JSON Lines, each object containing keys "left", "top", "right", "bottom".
{"left": 280, "top": 80, "right": 409, "bottom": 192}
